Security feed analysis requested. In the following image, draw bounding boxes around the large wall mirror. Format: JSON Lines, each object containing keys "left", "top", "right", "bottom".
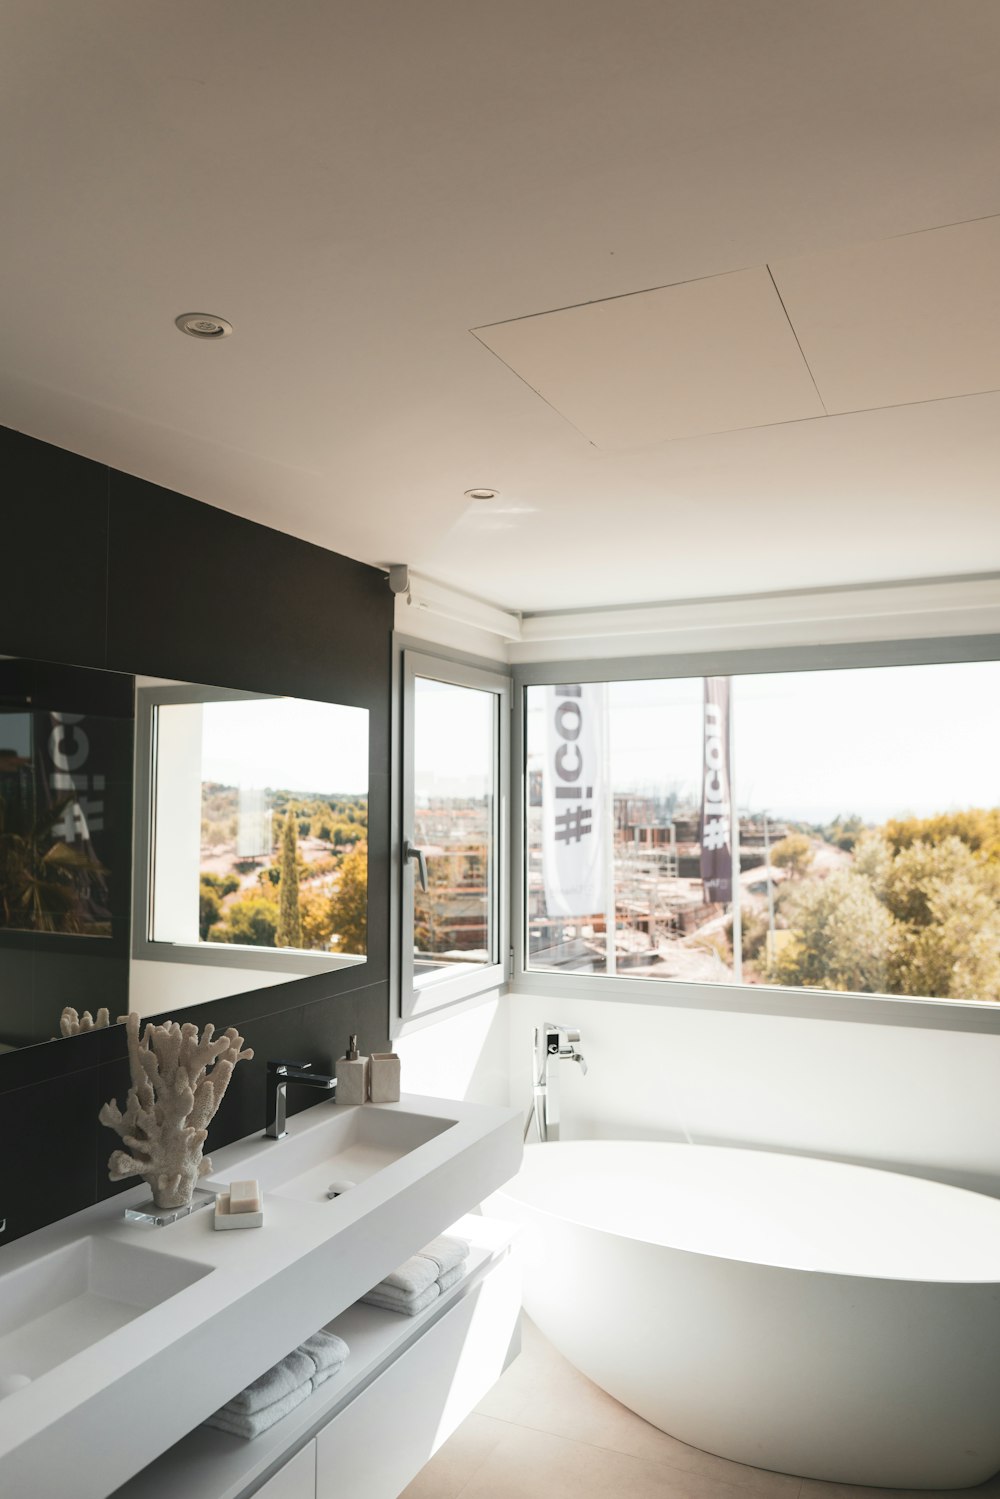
{"left": 0, "top": 655, "right": 369, "bottom": 1053}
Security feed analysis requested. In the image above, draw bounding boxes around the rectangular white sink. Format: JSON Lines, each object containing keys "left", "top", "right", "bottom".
{"left": 0, "top": 1237, "right": 212, "bottom": 1382}
{"left": 205, "top": 1104, "right": 455, "bottom": 1203}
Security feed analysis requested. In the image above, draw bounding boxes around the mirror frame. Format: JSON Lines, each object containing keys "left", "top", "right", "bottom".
{"left": 132, "top": 680, "right": 369, "bottom": 979}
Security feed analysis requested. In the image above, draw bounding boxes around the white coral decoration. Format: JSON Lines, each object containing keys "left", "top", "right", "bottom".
{"left": 99, "top": 1011, "right": 254, "bottom": 1210}
{"left": 59, "top": 1006, "right": 119, "bottom": 1037}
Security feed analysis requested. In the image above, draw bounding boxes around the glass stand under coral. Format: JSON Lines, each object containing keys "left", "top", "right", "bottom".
{"left": 124, "top": 1188, "right": 216, "bottom": 1227}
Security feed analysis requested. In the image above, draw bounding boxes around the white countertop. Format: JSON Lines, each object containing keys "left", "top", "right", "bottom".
{"left": 0, "top": 1093, "right": 522, "bottom": 1498}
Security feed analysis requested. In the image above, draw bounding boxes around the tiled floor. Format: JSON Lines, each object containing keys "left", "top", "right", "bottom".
{"left": 401, "top": 1318, "right": 1000, "bottom": 1499}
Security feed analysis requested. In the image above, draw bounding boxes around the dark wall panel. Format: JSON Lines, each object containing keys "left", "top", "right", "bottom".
{"left": 0, "top": 425, "right": 393, "bottom": 1247}
{"left": 106, "top": 472, "right": 390, "bottom": 717}
{"left": 1, "top": 428, "right": 109, "bottom": 668}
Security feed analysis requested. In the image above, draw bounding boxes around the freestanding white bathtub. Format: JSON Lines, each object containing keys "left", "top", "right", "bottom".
{"left": 489, "top": 1141, "right": 1000, "bottom": 1489}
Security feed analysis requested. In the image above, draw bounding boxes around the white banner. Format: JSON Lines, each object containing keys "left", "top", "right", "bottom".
{"left": 700, "top": 677, "right": 733, "bottom": 905}
{"left": 541, "top": 683, "right": 608, "bottom": 919}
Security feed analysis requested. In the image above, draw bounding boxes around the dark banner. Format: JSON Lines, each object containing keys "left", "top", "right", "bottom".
{"left": 700, "top": 677, "right": 733, "bottom": 905}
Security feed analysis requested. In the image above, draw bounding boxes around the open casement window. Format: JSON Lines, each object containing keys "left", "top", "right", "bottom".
{"left": 397, "top": 650, "right": 510, "bottom": 1025}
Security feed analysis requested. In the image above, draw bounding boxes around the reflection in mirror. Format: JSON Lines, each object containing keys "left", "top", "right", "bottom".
{"left": 0, "top": 657, "right": 134, "bottom": 1052}
{"left": 0, "top": 658, "right": 369, "bottom": 1053}
{"left": 134, "top": 685, "right": 369, "bottom": 1017}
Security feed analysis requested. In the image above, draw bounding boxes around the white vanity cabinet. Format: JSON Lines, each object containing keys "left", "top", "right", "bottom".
{"left": 314, "top": 1246, "right": 519, "bottom": 1499}
{"left": 113, "top": 1216, "right": 519, "bottom": 1499}
{"left": 254, "top": 1441, "right": 316, "bottom": 1499}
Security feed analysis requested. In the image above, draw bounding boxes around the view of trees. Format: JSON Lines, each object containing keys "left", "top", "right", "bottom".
{"left": 276, "top": 813, "right": 303, "bottom": 948}
{"left": 759, "top": 811, "right": 1000, "bottom": 1001}
{"left": 198, "top": 787, "right": 368, "bottom": 956}
{"left": 768, "top": 833, "right": 814, "bottom": 879}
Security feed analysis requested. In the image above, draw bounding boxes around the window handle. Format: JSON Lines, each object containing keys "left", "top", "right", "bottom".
{"left": 404, "top": 841, "right": 429, "bottom": 892}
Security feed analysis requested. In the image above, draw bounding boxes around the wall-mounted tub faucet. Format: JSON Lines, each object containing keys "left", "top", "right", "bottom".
{"left": 264, "top": 1059, "right": 336, "bottom": 1139}
{"left": 530, "top": 1024, "right": 586, "bottom": 1142}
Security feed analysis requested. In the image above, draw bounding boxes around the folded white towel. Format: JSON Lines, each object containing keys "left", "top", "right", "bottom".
{"left": 419, "top": 1236, "right": 470, "bottom": 1276}
{"left": 206, "top": 1380, "right": 312, "bottom": 1440}
{"left": 301, "top": 1330, "right": 350, "bottom": 1374}
{"left": 206, "top": 1329, "right": 350, "bottom": 1438}
{"left": 436, "top": 1262, "right": 467, "bottom": 1294}
{"left": 222, "top": 1348, "right": 316, "bottom": 1416}
{"left": 363, "top": 1280, "right": 441, "bottom": 1316}
{"left": 379, "top": 1253, "right": 440, "bottom": 1297}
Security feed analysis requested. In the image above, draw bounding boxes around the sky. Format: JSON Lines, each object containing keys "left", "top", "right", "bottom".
{"left": 527, "top": 659, "right": 1000, "bottom": 824}
{"left": 413, "top": 677, "right": 495, "bottom": 801}
{"left": 196, "top": 697, "right": 369, "bottom": 795}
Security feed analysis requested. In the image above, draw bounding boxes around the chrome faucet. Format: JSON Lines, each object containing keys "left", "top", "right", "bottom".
{"left": 531, "top": 1024, "right": 587, "bottom": 1142}
{"left": 264, "top": 1059, "right": 336, "bottom": 1139}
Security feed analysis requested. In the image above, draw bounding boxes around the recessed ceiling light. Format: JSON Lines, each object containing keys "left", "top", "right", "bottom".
{"left": 464, "top": 487, "right": 498, "bottom": 501}
{"left": 175, "top": 312, "right": 233, "bottom": 339}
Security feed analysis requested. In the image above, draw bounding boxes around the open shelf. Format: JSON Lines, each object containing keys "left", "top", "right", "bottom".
{"left": 113, "top": 1216, "right": 516, "bottom": 1499}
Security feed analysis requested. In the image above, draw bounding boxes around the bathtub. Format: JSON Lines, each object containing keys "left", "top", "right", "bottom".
{"left": 489, "top": 1141, "right": 1000, "bottom": 1489}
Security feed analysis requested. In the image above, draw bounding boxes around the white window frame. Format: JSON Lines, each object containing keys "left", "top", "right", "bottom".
{"left": 391, "top": 640, "right": 511, "bottom": 1035}
{"left": 133, "top": 682, "right": 368, "bottom": 976}
{"left": 511, "top": 631, "right": 1000, "bottom": 1035}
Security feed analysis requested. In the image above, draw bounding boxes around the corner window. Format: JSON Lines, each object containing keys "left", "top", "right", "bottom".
{"left": 522, "top": 653, "right": 1000, "bottom": 1008}
{"left": 396, "top": 650, "right": 509, "bottom": 1026}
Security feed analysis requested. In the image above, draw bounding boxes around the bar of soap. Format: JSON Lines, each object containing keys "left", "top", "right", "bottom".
{"left": 214, "top": 1192, "right": 264, "bottom": 1230}
{"left": 229, "top": 1179, "right": 261, "bottom": 1214}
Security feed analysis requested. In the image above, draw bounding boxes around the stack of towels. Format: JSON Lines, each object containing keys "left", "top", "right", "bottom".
{"left": 362, "top": 1234, "right": 470, "bottom": 1316}
{"left": 205, "top": 1330, "right": 349, "bottom": 1440}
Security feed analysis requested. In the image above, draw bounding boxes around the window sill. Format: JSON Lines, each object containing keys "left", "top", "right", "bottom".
{"left": 510, "top": 970, "right": 1000, "bottom": 1033}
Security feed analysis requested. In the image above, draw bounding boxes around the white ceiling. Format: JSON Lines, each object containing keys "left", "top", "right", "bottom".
{"left": 770, "top": 216, "right": 1000, "bottom": 414}
{"left": 2, "top": 2, "right": 1000, "bottom": 613}
{"left": 473, "top": 267, "right": 825, "bottom": 448}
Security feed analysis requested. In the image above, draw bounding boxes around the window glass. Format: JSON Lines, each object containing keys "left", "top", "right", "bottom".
{"left": 412, "top": 675, "right": 496, "bottom": 985}
{"left": 526, "top": 660, "right": 1000, "bottom": 1003}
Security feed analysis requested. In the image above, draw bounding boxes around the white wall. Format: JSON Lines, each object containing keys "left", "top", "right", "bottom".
{"left": 508, "top": 990, "right": 1000, "bottom": 1197}
{"left": 129, "top": 958, "right": 291, "bottom": 1017}
{"left": 392, "top": 984, "right": 1000, "bottom": 1199}
{"left": 395, "top": 996, "right": 511, "bottom": 1108}
{"left": 150, "top": 701, "right": 203, "bottom": 943}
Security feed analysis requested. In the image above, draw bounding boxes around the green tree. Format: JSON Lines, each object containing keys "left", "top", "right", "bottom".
{"left": 882, "top": 836, "right": 1000, "bottom": 1000}
{"left": 769, "top": 826, "right": 1000, "bottom": 1003}
{"left": 882, "top": 836, "right": 1000, "bottom": 927}
{"left": 275, "top": 812, "right": 303, "bottom": 948}
{"left": 329, "top": 843, "right": 368, "bottom": 955}
{"left": 769, "top": 833, "right": 814, "bottom": 879}
{"left": 199, "top": 879, "right": 221, "bottom": 940}
{"left": 300, "top": 888, "right": 335, "bottom": 950}
{"left": 767, "top": 868, "right": 896, "bottom": 993}
{"left": 210, "top": 895, "right": 278, "bottom": 947}
{"left": 882, "top": 809, "right": 1000, "bottom": 864}
{"left": 825, "top": 813, "right": 865, "bottom": 851}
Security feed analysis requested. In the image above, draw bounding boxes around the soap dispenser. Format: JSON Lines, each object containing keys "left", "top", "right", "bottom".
{"left": 336, "top": 1034, "right": 370, "bottom": 1105}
